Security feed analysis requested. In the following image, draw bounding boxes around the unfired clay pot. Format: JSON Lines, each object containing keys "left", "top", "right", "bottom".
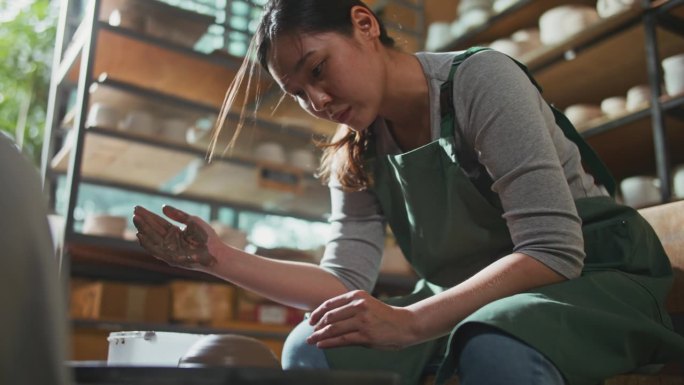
{"left": 178, "top": 334, "right": 281, "bottom": 368}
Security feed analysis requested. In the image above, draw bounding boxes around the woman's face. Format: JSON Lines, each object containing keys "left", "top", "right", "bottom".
{"left": 266, "top": 14, "right": 385, "bottom": 132}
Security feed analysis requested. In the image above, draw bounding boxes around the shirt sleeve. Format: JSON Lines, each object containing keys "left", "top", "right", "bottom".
{"left": 452, "top": 50, "right": 586, "bottom": 279}
{"left": 319, "top": 172, "right": 386, "bottom": 292}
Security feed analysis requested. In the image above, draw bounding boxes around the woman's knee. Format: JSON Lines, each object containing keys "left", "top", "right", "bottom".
{"left": 455, "top": 323, "right": 565, "bottom": 385}
{"left": 281, "top": 320, "right": 330, "bottom": 370}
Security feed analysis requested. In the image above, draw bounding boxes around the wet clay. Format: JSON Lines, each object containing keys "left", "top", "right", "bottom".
{"left": 134, "top": 209, "right": 217, "bottom": 268}
{"left": 178, "top": 334, "right": 281, "bottom": 368}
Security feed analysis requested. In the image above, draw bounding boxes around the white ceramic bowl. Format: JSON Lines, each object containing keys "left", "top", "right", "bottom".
{"left": 564, "top": 104, "right": 603, "bottom": 127}
{"left": 626, "top": 84, "right": 651, "bottom": 112}
{"left": 596, "top": 0, "right": 634, "bottom": 19}
{"left": 600, "top": 96, "right": 627, "bottom": 117}
{"left": 108, "top": 7, "right": 146, "bottom": 32}
{"left": 493, "top": 0, "right": 520, "bottom": 13}
{"left": 162, "top": 118, "right": 190, "bottom": 142}
{"left": 620, "top": 176, "right": 661, "bottom": 208}
{"left": 289, "top": 149, "right": 316, "bottom": 172}
{"left": 118, "top": 110, "right": 158, "bottom": 135}
{"left": 539, "top": 6, "right": 600, "bottom": 46}
{"left": 425, "top": 22, "right": 452, "bottom": 51}
{"left": 83, "top": 215, "right": 127, "bottom": 238}
{"left": 489, "top": 39, "right": 524, "bottom": 58}
{"left": 86, "top": 103, "right": 121, "bottom": 129}
{"left": 255, "top": 142, "right": 286, "bottom": 164}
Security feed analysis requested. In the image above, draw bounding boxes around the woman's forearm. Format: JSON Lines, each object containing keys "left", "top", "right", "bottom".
{"left": 406, "top": 252, "right": 566, "bottom": 344}
{"left": 205, "top": 243, "right": 350, "bottom": 311}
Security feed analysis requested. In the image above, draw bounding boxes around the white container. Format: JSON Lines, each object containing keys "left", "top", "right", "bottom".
{"left": 107, "top": 331, "right": 205, "bottom": 366}
{"left": 620, "top": 176, "right": 661, "bottom": 208}
{"left": 662, "top": 53, "right": 684, "bottom": 97}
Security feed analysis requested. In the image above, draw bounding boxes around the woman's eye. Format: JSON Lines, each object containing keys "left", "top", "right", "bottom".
{"left": 312, "top": 60, "right": 325, "bottom": 78}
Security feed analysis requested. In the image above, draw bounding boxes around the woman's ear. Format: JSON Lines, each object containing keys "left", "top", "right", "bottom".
{"left": 350, "top": 5, "right": 380, "bottom": 40}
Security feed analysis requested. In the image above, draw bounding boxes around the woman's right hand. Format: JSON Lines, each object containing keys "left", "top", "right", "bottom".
{"left": 132, "top": 205, "right": 221, "bottom": 271}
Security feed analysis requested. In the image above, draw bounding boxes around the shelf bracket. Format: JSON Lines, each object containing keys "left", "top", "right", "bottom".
{"left": 656, "top": 12, "right": 684, "bottom": 37}
{"left": 666, "top": 105, "right": 684, "bottom": 123}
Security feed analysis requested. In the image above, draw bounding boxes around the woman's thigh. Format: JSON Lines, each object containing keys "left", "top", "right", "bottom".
{"left": 455, "top": 323, "right": 566, "bottom": 385}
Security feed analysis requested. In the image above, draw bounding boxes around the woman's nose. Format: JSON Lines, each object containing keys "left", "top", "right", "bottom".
{"left": 309, "top": 90, "right": 331, "bottom": 112}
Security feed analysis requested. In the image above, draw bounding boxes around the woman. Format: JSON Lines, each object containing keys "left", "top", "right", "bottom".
{"left": 132, "top": 1, "right": 684, "bottom": 384}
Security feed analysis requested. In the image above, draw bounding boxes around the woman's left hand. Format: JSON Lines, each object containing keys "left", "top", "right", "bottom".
{"left": 306, "top": 290, "right": 419, "bottom": 350}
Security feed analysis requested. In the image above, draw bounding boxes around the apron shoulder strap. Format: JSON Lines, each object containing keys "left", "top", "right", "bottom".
{"left": 440, "top": 47, "right": 617, "bottom": 197}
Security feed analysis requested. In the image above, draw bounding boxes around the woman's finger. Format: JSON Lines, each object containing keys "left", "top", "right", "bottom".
{"left": 309, "top": 290, "right": 365, "bottom": 325}
{"left": 313, "top": 331, "right": 367, "bottom": 349}
{"left": 162, "top": 205, "right": 191, "bottom": 224}
{"left": 312, "top": 302, "right": 358, "bottom": 332}
{"left": 134, "top": 206, "right": 173, "bottom": 234}
{"left": 308, "top": 315, "right": 360, "bottom": 344}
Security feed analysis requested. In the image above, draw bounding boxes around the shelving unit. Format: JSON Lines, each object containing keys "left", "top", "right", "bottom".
{"left": 434, "top": 0, "right": 684, "bottom": 202}
{"left": 42, "top": 0, "right": 423, "bottom": 362}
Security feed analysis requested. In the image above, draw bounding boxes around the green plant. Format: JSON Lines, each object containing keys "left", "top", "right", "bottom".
{"left": 0, "top": 0, "right": 57, "bottom": 165}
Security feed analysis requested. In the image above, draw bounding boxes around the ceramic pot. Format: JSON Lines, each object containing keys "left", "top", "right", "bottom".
{"left": 178, "top": 334, "right": 280, "bottom": 368}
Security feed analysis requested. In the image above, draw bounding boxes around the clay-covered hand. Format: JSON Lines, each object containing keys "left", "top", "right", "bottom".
{"left": 306, "top": 290, "right": 418, "bottom": 350}
{"left": 132, "top": 205, "right": 220, "bottom": 270}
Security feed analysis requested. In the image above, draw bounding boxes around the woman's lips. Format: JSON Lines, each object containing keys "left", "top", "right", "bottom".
{"left": 332, "top": 107, "right": 351, "bottom": 124}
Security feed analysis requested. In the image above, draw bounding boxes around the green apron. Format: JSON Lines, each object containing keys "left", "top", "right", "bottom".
{"left": 324, "top": 47, "right": 684, "bottom": 385}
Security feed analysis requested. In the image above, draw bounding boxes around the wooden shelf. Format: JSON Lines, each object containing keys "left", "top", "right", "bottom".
{"left": 584, "top": 112, "right": 684, "bottom": 181}
{"left": 437, "top": 0, "right": 597, "bottom": 51}
{"left": 520, "top": 4, "right": 645, "bottom": 72}
{"left": 534, "top": 23, "right": 684, "bottom": 109}
{"left": 64, "top": 21, "right": 337, "bottom": 138}
{"left": 50, "top": 129, "right": 331, "bottom": 218}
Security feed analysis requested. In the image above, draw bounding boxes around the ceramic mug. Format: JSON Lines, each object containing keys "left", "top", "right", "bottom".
{"left": 620, "top": 176, "right": 661, "bottom": 208}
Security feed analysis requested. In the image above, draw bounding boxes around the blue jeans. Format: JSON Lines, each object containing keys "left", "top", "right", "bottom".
{"left": 281, "top": 321, "right": 565, "bottom": 385}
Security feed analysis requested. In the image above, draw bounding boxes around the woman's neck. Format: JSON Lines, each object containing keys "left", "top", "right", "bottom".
{"left": 378, "top": 49, "right": 432, "bottom": 149}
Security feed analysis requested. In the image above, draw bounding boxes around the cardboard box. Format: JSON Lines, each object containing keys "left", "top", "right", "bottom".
{"left": 70, "top": 279, "right": 170, "bottom": 323}
{"left": 169, "top": 280, "right": 235, "bottom": 325}
{"left": 235, "top": 288, "right": 304, "bottom": 326}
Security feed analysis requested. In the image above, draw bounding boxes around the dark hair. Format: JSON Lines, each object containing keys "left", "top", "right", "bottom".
{"left": 209, "top": 0, "right": 395, "bottom": 191}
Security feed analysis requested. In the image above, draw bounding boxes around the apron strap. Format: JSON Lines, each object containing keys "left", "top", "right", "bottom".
{"left": 439, "top": 47, "right": 616, "bottom": 197}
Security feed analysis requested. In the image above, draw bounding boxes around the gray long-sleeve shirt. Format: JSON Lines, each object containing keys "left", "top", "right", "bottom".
{"left": 320, "top": 50, "right": 608, "bottom": 292}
